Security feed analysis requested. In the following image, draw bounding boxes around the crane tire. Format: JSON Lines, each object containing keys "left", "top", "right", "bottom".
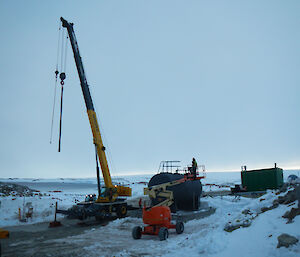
{"left": 116, "top": 204, "right": 127, "bottom": 218}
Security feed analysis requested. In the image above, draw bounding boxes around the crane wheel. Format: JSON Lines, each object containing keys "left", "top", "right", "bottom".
{"left": 158, "top": 227, "right": 168, "bottom": 241}
{"left": 95, "top": 209, "right": 106, "bottom": 221}
{"left": 116, "top": 205, "right": 127, "bottom": 218}
{"left": 95, "top": 216, "right": 102, "bottom": 221}
{"left": 132, "top": 226, "right": 142, "bottom": 239}
{"left": 176, "top": 221, "right": 184, "bottom": 234}
{"left": 78, "top": 212, "right": 87, "bottom": 220}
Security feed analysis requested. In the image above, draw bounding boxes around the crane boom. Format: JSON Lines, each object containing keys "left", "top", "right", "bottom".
{"left": 61, "top": 17, "right": 113, "bottom": 188}
{"left": 60, "top": 17, "right": 131, "bottom": 201}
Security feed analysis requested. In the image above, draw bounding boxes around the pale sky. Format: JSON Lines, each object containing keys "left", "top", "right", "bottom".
{"left": 0, "top": 0, "right": 299, "bottom": 178}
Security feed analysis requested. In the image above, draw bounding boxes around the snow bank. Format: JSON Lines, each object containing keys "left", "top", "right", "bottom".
{"left": 0, "top": 175, "right": 151, "bottom": 226}
{"left": 0, "top": 192, "right": 84, "bottom": 227}
{"left": 52, "top": 188, "right": 299, "bottom": 257}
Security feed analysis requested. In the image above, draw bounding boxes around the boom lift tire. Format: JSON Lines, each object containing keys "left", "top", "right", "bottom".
{"left": 175, "top": 221, "right": 184, "bottom": 234}
{"left": 132, "top": 226, "right": 142, "bottom": 239}
{"left": 116, "top": 204, "right": 127, "bottom": 218}
{"left": 158, "top": 227, "right": 169, "bottom": 241}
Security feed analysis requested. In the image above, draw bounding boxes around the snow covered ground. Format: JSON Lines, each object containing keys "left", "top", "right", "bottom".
{"left": 0, "top": 175, "right": 151, "bottom": 227}
{"left": 1, "top": 170, "right": 299, "bottom": 256}
{"left": 0, "top": 170, "right": 298, "bottom": 226}
{"left": 68, "top": 193, "right": 299, "bottom": 257}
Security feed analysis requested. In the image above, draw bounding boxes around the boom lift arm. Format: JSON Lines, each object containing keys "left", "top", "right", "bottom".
{"left": 60, "top": 17, "right": 131, "bottom": 202}
{"left": 144, "top": 178, "right": 186, "bottom": 208}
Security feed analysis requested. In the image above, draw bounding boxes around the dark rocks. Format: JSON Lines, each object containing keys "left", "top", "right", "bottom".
{"left": 242, "top": 209, "right": 253, "bottom": 215}
{"left": 260, "top": 206, "right": 270, "bottom": 213}
{"left": 260, "top": 202, "right": 278, "bottom": 213}
{"left": 258, "top": 184, "right": 300, "bottom": 222}
{"left": 277, "top": 233, "right": 299, "bottom": 248}
{"left": 282, "top": 207, "right": 300, "bottom": 223}
{"left": 272, "top": 201, "right": 279, "bottom": 208}
{"left": 224, "top": 185, "right": 300, "bottom": 235}
{"left": 224, "top": 223, "right": 241, "bottom": 232}
{"left": 224, "top": 219, "right": 251, "bottom": 232}
{"left": 272, "top": 199, "right": 279, "bottom": 206}
{"left": 0, "top": 182, "right": 35, "bottom": 197}
{"left": 278, "top": 193, "right": 296, "bottom": 205}
{"left": 278, "top": 184, "right": 300, "bottom": 205}
{"left": 279, "top": 184, "right": 300, "bottom": 222}
{"left": 279, "top": 183, "right": 289, "bottom": 193}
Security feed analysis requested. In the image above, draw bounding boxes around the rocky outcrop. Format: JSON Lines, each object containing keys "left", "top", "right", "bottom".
{"left": 280, "top": 184, "right": 300, "bottom": 223}
{"left": 277, "top": 233, "right": 299, "bottom": 248}
{"left": 277, "top": 185, "right": 300, "bottom": 205}
{"left": 0, "top": 182, "right": 35, "bottom": 196}
{"left": 224, "top": 219, "right": 251, "bottom": 232}
{"left": 224, "top": 184, "right": 300, "bottom": 233}
{"left": 282, "top": 207, "right": 300, "bottom": 223}
{"left": 258, "top": 184, "right": 300, "bottom": 223}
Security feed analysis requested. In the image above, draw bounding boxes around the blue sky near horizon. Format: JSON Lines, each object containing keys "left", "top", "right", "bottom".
{"left": 0, "top": 1, "right": 299, "bottom": 178}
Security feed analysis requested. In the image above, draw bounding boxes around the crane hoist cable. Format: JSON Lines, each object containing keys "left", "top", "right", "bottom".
{"left": 50, "top": 22, "right": 68, "bottom": 152}
{"left": 95, "top": 144, "right": 101, "bottom": 197}
{"left": 50, "top": 23, "right": 62, "bottom": 144}
{"left": 50, "top": 70, "right": 59, "bottom": 144}
{"left": 58, "top": 76, "right": 64, "bottom": 152}
{"left": 58, "top": 33, "right": 68, "bottom": 152}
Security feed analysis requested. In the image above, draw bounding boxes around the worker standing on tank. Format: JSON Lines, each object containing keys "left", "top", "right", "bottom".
{"left": 192, "top": 158, "right": 197, "bottom": 178}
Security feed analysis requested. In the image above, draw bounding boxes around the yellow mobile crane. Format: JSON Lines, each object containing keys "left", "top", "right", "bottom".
{"left": 57, "top": 17, "right": 131, "bottom": 220}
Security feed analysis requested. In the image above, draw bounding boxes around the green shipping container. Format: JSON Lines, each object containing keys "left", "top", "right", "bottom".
{"left": 241, "top": 167, "right": 283, "bottom": 192}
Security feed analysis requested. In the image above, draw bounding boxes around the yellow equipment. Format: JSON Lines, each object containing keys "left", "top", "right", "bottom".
{"left": 144, "top": 178, "right": 186, "bottom": 208}
{"left": 56, "top": 17, "right": 131, "bottom": 220}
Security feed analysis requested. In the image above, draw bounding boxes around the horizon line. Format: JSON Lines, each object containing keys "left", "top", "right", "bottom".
{"left": 0, "top": 168, "right": 299, "bottom": 180}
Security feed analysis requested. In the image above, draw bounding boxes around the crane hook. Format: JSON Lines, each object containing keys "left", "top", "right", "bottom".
{"left": 60, "top": 72, "right": 66, "bottom": 85}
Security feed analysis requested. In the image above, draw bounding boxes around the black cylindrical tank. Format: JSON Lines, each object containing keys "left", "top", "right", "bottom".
{"left": 148, "top": 172, "right": 202, "bottom": 212}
